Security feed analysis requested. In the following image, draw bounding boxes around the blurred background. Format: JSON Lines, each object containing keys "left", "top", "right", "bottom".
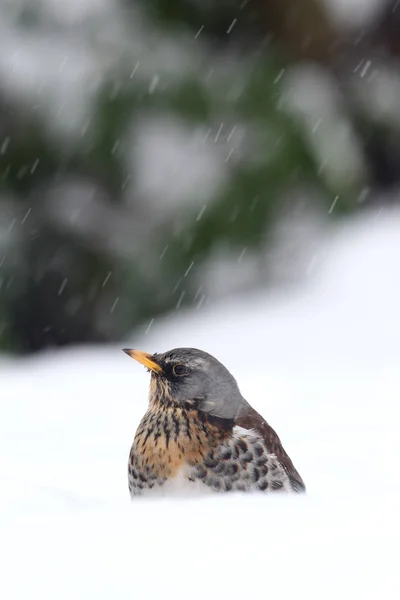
{"left": 1, "top": 0, "right": 399, "bottom": 355}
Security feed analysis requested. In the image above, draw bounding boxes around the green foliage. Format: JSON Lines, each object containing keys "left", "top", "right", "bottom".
{"left": 0, "top": 0, "right": 362, "bottom": 353}
{"left": 129, "top": 0, "right": 244, "bottom": 37}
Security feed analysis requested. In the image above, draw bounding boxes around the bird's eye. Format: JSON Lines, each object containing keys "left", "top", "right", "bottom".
{"left": 173, "top": 364, "right": 188, "bottom": 376}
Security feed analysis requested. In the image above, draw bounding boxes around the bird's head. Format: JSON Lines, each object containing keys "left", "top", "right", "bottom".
{"left": 123, "top": 347, "right": 249, "bottom": 420}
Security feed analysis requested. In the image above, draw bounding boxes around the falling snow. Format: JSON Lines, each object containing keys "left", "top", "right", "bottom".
{"left": 184, "top": 262, "right": 194, "bottom": 277}
{"left": 1, "top": 17, "right": 400, "bottom": 599}
{"left": 176, "top": 291, "right": 185, "bottom": 309}
{"left": 102, "top": 272, "right": 112, "bottom": 288}
{"left": 328, "top": 196, "right": 339, "bottom": 214}
{"left": 145, "top": 318, "right": 155, "bottom": 335}
{"left": 195, "top": 25, "right": 204, "bottom": 39}
{"left": 57, "top": 278, "right": 68, "bottom": 296}
{"left": 21, "top": 208, "right": 32, "bottom": 225}
{"left": 226, "top": 19, "right": 237, "bottom": 35}
{"left": 196, "top": 205, "right": 207, "bottom": 221}
{"left": 148, "top": 75, "right": 160, "bottom": 94}
{"left": 130, "top": 62, "right": 139, "bottom": 78}
{"left": 110, "top": 297, "right": 119, "bottom": 313}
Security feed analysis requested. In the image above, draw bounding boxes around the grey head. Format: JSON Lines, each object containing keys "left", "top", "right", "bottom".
{"left": 123, "top": 347, "right": 251, "bottom": 421}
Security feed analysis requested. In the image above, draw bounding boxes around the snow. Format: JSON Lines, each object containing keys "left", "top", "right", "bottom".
{"left": 356, "top": 64, "right": 400, "bottom": 129}
{"left": 1, "top": 208, "right": 400, "bottom": 599}
{"left": 131, "top": 118, "right": 227, "bottom": 213}
{"left": 321, "top": 0, "right": 389, "bottom": 29}
{"left": 283, "top": 65, "right": 365, "bottom": 189}
{"left": 0, "top": 1, "right": 204, "bottom": 139}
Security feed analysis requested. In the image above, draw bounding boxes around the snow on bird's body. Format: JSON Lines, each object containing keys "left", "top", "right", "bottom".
{"left": 124, "top": 347, "right": 305, "bottom": 497}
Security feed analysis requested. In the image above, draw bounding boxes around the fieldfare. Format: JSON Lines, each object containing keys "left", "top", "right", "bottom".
{"left": 123, "top": 347, "right": 305, "bottom": 497}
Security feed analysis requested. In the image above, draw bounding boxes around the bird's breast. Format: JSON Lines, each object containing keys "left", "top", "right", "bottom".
{"left": 128, "top": 406, "right": 230, "bottom": 492}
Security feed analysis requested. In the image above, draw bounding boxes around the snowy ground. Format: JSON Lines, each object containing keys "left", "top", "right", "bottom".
{"left": 1, "top": 209, "right": 400, "bottom": 599}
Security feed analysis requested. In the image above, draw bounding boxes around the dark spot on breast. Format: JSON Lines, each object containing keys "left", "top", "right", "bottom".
{"left": 254, "top": 444, "right": 264, "bottom": 457}
{"left": 212, "top": 461, "right": 226, "bottom": 474}
{"left": 259, "top": 480, "right": 269, "bottom": 491}
{"left": 143, "top": 427, "right": 154, "bottom": 445}
{"left": 232, "top": 446, "right": 240, "bottom": 459}
{"left": 194, "top": 465, "right": 207, "bottom": 479}
{"left": 204, "top": 455, "right": 218, "bottom": 469}
{"left": 237, "top": 439, "right": 248, "bottom": 453}
{"left": 212, "top": 480, "right": 221, "bottom": 491}
{"left": 252, "top": 468, "right": 260, "bottom": 483}
{"left": 173, "top": 416, "right": 180, "bottom": 440}
{"left": 183, "top": 413, "right": 192, "bottom": 438}
{"left": 241, "top": 451, "right": 253, "bottom": 463}
{"left": 221, "top": 463, "right": 236, "bottom": 476}
{"left": 271, "top": 480, "right": 284, "bottom": 490}
{"left": 221, "top": 449, "right": 232, "bottom": 460}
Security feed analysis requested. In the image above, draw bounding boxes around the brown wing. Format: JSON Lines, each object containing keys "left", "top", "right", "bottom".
{"left": 235, "top": 405, "right": 306, "bottom": 493}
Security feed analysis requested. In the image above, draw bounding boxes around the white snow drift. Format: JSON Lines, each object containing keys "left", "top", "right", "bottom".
{"left": 1, "top": 208, "right": 400, "bottom": 600}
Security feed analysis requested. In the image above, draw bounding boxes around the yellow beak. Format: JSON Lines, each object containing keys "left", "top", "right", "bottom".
{"left": 122, "top": 349, "right": 163, "bottom": 373}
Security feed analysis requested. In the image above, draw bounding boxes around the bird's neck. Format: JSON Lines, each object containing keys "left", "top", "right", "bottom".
{"left": 132, "top": 400, "right": 231, "bottom": 480}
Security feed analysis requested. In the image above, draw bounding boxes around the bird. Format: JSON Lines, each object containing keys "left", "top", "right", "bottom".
{"left": 123, "top": 347, "right": 305, "bottom": 497}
